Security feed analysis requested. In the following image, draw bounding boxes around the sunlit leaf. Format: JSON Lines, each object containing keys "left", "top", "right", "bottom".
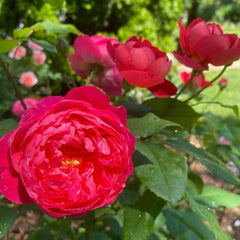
{"left": 127, "top": 113, "right": 182, "bottom": 138}
{"left": 166, "top": 139, "right": 240, "bottom": 185}
{"left": 0, "top": 40, "right": 18, "bottom": 54}
{"left": 164, "top": 209, "right": 216, "bottom": 240}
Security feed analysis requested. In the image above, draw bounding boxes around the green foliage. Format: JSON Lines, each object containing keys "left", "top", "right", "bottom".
{"left": 0, "top": 205, "right": 17, "bottom": 238}
{"left": 135, "top": 141, "right": 187, "bottom": 203}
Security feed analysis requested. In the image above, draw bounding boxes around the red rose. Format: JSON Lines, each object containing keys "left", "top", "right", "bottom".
{"left": 69, "top": 35, "right": 123, "bottom": 96}
{"left": 12, "top": 98, "right": 39, "bottom": 117}
{"left": 172, "top": 18, "right": 240, "bottom": 70}
{"left": 219, "top": 78, "right": 228, "bottom": 88}
{"left": 107, "top": 36, "right": 177, "bottom": 98}
{"left": 180, "top": 71, "right": 210, "bottom": 89}
{"left": 0, "top": 86, "right": 135, "bottom": 218}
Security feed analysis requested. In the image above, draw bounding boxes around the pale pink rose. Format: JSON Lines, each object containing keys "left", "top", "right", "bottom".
{"left": 8, "top": 46, "right": 26, "bottom": 60}
{"left": 27, "top": 41, "right": 43, "bottom": 51}
{"left": 69, "top": 34, "right": 123, "bottom": 96}
{"left": 33, "top": 51, "right": 46, "bottom": 65}
{"left": 12, "top": 98, "right": 39, "bottom": 117}
{"left": 19, "top": 72, "right": 38, "bottom": 88}
{"left": 218, "top": 136, "right": 231, "bottom": 145}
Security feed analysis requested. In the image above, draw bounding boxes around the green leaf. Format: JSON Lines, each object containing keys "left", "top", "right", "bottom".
{"left": 0, "top": 40, "right": 18, "bottom": 54}
{"left": 123, "top": 207, "right": 154, "bottom": 240}
{"left": 163, "top": 209, "right": 216, "bottom": 240}
{"left": 132, "top": 190, "right": 166, "bottom": 218}
{"left": 186, "top": 188, "right": 231, "bottom": 240}
{"left": 197, "top": 185, "right": 240, "bottom": 208}
{"left": 127, "top": 113, "right": 182, "bottom": 138}
{"left": 187, "top": 171, "right": 204, "bottom": 195}
{"left": 232, "top": 105, "right": 239, "bottom": 116}
{"left": 143, "top": 98, "right": 201, "bottom": 129}
{"left": 30, "top": 39, "right": 57, "bottom": 53}
{"left": 43, "top": 0, "right": 65, "bottom": 10}
{"left": 0, "top": 205, "right": 17, "bottom": 238}
{"left": 0, "top": 119, "right": 18, "bottom": 138}
{"left": 90, "top": 232, "right": 111, "bottom": 240}
{"left": 13, "top": 27, "right": 32, "bottom": 39}
{"left": 135, "top": 141, "right": 187, "bottom": 203}
{"left": 40, "top": 19, "right": 80, "bottom": 35}
{"left": 26, "top": 228, "right": 54, "bottom": 240}
{"left": 166, "top": 139, "right": 240, "bottom": 185}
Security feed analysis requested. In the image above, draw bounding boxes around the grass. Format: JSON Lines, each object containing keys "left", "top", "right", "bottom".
{"left": 190, "top": 66, "right": 240, "bottom": 118}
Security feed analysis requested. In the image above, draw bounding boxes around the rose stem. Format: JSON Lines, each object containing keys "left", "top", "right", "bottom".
{"left": 0, "top": 55, "right": 26, "bottom": 109}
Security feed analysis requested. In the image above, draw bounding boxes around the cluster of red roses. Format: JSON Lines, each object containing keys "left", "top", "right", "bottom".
{"left": 0, "top": 18, "right": 240, "bottom": 218}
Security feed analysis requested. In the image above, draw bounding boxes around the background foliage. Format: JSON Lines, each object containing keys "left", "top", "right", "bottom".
{"left": 1, "top": 0, "right": 240, "bottom": 239}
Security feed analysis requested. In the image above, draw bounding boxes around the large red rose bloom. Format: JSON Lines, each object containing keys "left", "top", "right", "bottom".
{"left": 0, "top": 86, "right": 135, "bottom": 217}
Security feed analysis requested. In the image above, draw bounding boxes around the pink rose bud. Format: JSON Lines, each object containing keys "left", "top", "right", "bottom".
{"left": 8, "top": 46, "right": 26, "bottom": 60}
{"left": 27, "top": 41, "right": 43, "bottom": 51}
{"left": 172, "top": 18, "right": 240, "bottom": 70}
{"left": 19, "top": 71, "right": 38, "bottom": 88}
{"left": 107, "top": 36, "right": 177, "bottom": 98}
{"left": 218, "top": 136, "right": 231, "bottom": 145}
{"left": 218, "top": 78, "right": 228, "bottom": 88}
{"left": 69, "top": 34, "right": 123, "bottom": 96}
{"left": 12, "top": 98, "right": 39, "bottom": 117}
{"left": 180, "top": 71, "right": 211, "bottom": 89}
{"left": 33, "top": 51, "right": 46, "bottom": 65}
{"left": 0, "top": 86, "right": 135, "bottom": 218}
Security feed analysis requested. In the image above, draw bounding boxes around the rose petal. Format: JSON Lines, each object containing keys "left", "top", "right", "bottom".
{"left": 148, "top": 80, "right": 177, "bottom": 98}
{"left": 0, "top": 132, "right": 32, "bottom": 204}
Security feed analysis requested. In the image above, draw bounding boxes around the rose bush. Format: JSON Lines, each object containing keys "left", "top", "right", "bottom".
{"left": 107, "top": 36, "right": 177, "bottom": 98}
{"left": 0, "top": 86, "right": 135, "bottom": 217}
{"left": 172, "top": 18, "right": 240, "bottom": 70}
{"left": 69, "top": 35, "right": 123, "bottom": 96}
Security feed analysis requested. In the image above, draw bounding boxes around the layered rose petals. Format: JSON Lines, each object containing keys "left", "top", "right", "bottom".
{"left": 0, "top": 86, "right": 135, "bottom": 217}
{"left": 173, "top": 18, "right": 240, "bottom": 70}
{"left": 69, "top": 35, "right": 123, "bottom": 96}
{"left": 108, "top": 36, "right": 177, "bottom": 97}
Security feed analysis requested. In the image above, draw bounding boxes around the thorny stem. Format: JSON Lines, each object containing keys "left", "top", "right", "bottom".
{"left": 0, "top": 55, "right": 26, "bottom": 109}
{"left": 184, "top": 65, "right": 228, "bottom": 103}
{"left": 174, "top": 69, "right": 199, "bottom": 99}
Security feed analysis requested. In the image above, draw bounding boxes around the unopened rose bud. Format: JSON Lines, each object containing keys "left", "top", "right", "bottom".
{"left": 218, "top": 78, "right": 228, "bottom": 89}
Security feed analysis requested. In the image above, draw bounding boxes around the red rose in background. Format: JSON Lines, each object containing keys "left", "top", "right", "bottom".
{"left": 180, "top": 71, "right": 210, "bottom": 89}
{"left": 172, "top": 18, "right": 240, "bottom": 70}
{"left": 8, "top": 46, "right": 26, "bottom": 60}
{"left": 219, "top": 78, "right": 228, "bottom": 88}
{"left": 107, "top": 36, "right": 177, "bottom": 98}
{"left": 0, "top": 86, "right": 135, "bottom": 217}
{"left": 69, "top": 35, "right": 123, "bottom": 96}
{"left": 12, "top": 98, "right": 39, "bottom": 117}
